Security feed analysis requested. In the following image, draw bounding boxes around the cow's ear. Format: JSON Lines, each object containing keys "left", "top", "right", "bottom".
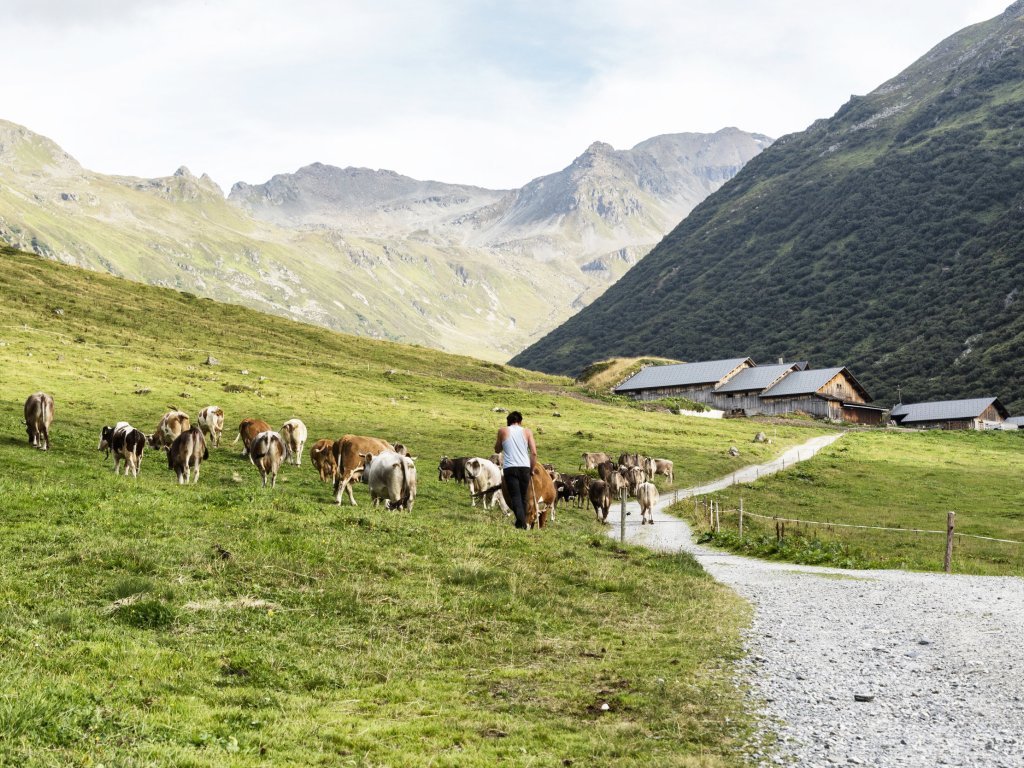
{"left": 409, "top": 456, "right": 417, "bottom": 463}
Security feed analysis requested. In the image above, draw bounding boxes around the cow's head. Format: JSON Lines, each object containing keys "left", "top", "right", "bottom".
{"left": 98, "top": 426, "right": 114, "bottom": 455}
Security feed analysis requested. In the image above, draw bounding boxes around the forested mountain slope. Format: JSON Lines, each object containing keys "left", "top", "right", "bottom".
{"left": 512, "top": 2, "right": 1024, "bottom": 413}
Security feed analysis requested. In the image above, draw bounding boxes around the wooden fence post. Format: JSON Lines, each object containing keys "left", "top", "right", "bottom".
{"left": 620, "top": 489, "right": 627, "bottom": 543}
{"left": 715, "top": 501, "right": 721, "bottom": 533}
{"left": 739, "top": 497, "right": 744, "bottom": 540}
{"left": 944, "top": 511, "right": 955, "bottom": 573}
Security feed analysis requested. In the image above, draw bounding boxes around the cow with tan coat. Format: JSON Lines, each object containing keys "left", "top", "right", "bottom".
{"left": 149, "top": 410, "right": 190, "bottom": 450}
{"left": 233, "top": 418, "right": 271, "bottom": 457}
{"left": 643, "top": 457, "right": 674, "bottom": 484}
{"left": 500, "top": 463, "right": 557, "bottom": 528}
{"left": 635, "top": 481, "right": 658, "bottom": 525}
{"left": 333, "top": 435, "right": 395, "bottom": 505}
{"left": 24, "top": 392, "right": 54, "bottom": 451}
{"left": 168, "top": 426, "right": 208, "bottom": 484}
{"left": 280, "top": 418, "right": 308, "bottom": 465}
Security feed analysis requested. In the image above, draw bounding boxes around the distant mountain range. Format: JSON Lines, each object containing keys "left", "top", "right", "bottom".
{"left": 0, "top": 121, "right": 768, "bottom": 360}
{"left": 512, "top": 1, "right": 1024, "bottom": 413}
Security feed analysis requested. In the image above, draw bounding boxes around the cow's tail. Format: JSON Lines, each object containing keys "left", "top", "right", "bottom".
{"left": 232, "top": 430, "right": 241, "bottom": 445}
{"left": 471, "top": 483, "right": 502, "bottom": 499}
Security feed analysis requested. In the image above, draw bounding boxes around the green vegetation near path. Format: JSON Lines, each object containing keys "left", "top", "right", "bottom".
{"left": 683, "top": 430, "right": 1024, "bottom": 576}
{"left": 0, "top": 249, "right": 830, "bottom": 766}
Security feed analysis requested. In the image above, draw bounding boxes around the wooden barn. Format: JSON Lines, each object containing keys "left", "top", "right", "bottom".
{"left": 614, "top": 357, "right": 885, "bottom": 424}
{"left": 613, "top": 357, "right": 753, "bottom": 403}
{"left": 890, "top": 398, "right": 1008, "bottom": 430}
{"left": 711, "top": 361, "right": 807, "bottom": 412}
{"left": 756, "top": 367, "right": 887, "bottom": 424}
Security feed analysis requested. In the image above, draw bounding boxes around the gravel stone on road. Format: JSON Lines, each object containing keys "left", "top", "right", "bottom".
{"left": 613, "top": 435, "right": 1024, "bottom": 767}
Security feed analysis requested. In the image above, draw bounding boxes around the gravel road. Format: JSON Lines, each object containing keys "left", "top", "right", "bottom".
{"left": 613, "top": 435, "right": 1024, "bottom": 767}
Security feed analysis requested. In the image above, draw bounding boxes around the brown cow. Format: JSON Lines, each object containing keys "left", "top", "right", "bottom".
{"left": 588, "top": 479, "right": 612, "bottom": 523}
{"left": 333, "top": 435, "right": 394, "bottom": 505}
{"left": 168, "top": 426, "right": 208, "bottom": 484}
{"left": 233, "top": 418, "right": 271, "bottom": 457}
{"left": 310, "top": 438, "right": 338, "bottom": 482}
{"left": 149, "top": 410, "right": 191, "bottom": 450}
{"left": 501, "top": 463, "right": 557, "bottom": 529}
{"left": 438, "top": 456, "right": 470, "bottom": 483}
{"left": 197, "top": 405, "right": 225, "bottom": 448}
{"left": 596, "top": 460, "right": 615, "bottom": 483}
{"left": 24, "top": 392, "right": 54, "bottom": 451}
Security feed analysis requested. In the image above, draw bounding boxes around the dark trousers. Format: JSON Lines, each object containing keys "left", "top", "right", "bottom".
{"left": 503, "top": 466, "right": 532, "bottom": 529}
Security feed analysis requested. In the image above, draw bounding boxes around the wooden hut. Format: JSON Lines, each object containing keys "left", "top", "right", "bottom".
{"left": 613, "top": 357, "right": 753, "bottom": 404}
{"left": 890, "top": 398, "right": 1008, "bottom": 430}
{"left": 757, "top": 367, "right": 886, "bottom": 424}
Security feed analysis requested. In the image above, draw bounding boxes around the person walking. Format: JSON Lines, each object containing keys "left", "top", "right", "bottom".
{"left": 495, "top": 411, "right": 537, "bottom": 529}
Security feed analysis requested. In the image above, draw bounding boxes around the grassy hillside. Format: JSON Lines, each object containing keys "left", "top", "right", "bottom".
{"left": 0, "top": 248, "right": 831, "bottom": 766}
{"left": 684, "top": 430, "right": 1024, "bottom": 576}
{"left": 512, "top": 4, "right": 1024, "bottom": 414}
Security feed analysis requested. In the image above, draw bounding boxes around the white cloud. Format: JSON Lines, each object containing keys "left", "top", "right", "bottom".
{"left": 1, "top": 0, "right": 1013, "bottom": 189}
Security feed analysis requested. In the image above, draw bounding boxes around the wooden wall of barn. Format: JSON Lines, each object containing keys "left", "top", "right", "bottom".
{"left": 629, "top": 385, "right": 718, "bottom": 404}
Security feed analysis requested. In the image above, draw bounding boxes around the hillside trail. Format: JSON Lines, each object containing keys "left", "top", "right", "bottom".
{"left": 610, "top": 433, "right": 1024, "bottom": 767}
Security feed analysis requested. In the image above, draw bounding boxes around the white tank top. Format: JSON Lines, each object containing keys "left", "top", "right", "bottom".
{"left": 502, "top": 425, "right": 530, "bottom": 468}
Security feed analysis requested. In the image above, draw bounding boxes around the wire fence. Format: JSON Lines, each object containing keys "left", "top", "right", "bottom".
{"left": 606, "top": 486, "right": 1024, "bottom": 574}
{"left": 683, "top": 494, "right": 1024, "bottom": 574}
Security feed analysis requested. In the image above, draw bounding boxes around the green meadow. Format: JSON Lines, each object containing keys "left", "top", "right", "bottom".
{"left": 0, "top": 249, "right": 829, "bottom": 766}
{"left": 683, "top": 430, "right": 1024, "bottom": 575}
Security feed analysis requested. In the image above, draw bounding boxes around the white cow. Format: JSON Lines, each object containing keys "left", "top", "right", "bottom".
{"left": 197, "top": 405, "right": 225, "bottom": 448}
{"left": 361, "top": 450, "right": 417, "bottom": 511}
{"left": 636, "top": 481, "right": 658, "bottom": 525}
{"left": 464, "top": 457, "right": 508, "bottom": 512}
{"left": 280, "top": 418, "right": 308, "bottom": 465}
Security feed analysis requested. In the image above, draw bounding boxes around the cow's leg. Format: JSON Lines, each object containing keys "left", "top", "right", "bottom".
{"left": 469, "top": 477, "right": 477, "bottom": 507}
{"left": 295, "top": 442, "right": 303, "bottom": 466}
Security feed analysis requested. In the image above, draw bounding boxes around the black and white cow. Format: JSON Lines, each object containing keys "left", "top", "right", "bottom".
{"left": 98, "top": 422, "right": 146, "bottom": 477}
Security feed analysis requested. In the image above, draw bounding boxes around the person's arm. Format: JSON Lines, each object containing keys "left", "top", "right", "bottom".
{"left": 525, "top": 429, "right": 537, "bottom": 471}
{"left": 494, "top": 427, "right": 506, "bottom": 455}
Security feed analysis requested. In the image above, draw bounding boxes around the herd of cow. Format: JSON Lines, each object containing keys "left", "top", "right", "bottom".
{"left": 21, "top": 392, "right": 672, "bottom": 528}
{"left": 437, "top": 451, "right": 674, "bottom": 526}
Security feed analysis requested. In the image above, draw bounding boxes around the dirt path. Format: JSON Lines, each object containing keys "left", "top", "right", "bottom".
{"left": 610, "top": 434, "right": 1024, "bottom": 767}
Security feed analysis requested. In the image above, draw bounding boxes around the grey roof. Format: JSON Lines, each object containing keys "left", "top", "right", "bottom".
{"left": 759, "top": 367, "right": 847, "bottom": 398}
{"left": 615, "top": 358, "right": 751, "bottom": 392}
{"left": 715, "top": 363, "right": 799, "bottom": 394}
{"left": 891, "top": 398, "right": 1005, "bottom": 423}
{"left": 1006, "top": 416, "right": 1024, "bottom": 426}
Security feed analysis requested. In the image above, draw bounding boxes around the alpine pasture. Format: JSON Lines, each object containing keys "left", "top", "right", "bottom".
{"left": 0, "top": 249, "right": 826, "bottom": 766}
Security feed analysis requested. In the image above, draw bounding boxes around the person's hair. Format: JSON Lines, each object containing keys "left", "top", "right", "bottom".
{"left": 506, "top": 411, "right": 523, "bottom": 426}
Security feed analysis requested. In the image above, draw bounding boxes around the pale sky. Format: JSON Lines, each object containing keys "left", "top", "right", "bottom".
{"left": 3, "top": 0, "right": 1012, "bottom": 191}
